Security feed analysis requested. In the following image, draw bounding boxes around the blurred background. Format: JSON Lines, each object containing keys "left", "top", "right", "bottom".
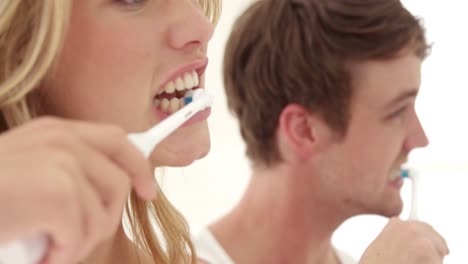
{"left": 158, "top": 1, "right": 468, "bottom": 263}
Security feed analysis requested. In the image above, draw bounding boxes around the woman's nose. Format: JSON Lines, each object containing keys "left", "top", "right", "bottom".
{"left": 166, "top": 0, "right": 214, "bottom": 52}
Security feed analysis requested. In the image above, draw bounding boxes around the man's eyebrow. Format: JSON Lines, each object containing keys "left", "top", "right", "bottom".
{"left": 384, "top": 89, "right": 419, "bottom": 109}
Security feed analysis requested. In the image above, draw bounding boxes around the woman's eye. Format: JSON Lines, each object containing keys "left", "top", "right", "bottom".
{"left": 116, "top": 0, "right": 147, "bottom": 6}
{"left": 114, "top": 0, "right": 148, "bottom": 11}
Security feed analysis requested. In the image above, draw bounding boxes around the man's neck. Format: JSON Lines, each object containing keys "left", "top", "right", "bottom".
{"left": 210, "top": 164, "right": 346, "bottom": 264}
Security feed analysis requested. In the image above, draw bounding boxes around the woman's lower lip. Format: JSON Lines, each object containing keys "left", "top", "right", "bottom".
{"left": 153, "top": 107, "right": 211, "bottom": 127}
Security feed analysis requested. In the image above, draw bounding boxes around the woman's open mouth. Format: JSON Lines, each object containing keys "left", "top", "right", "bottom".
{"left": 154, "top": 69, "right": 201, "bottom": 113}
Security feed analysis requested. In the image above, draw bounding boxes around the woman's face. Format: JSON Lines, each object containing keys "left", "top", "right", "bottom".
{"left": 42, "top": 0, "right": 215, "bottom": 167}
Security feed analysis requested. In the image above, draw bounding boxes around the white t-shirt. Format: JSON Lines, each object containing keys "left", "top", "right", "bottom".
{"left": 194, "top": 228, "right": 356, "bottom": 264}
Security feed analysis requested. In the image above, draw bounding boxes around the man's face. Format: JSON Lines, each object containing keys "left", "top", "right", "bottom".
{"left": 316, "top": 51, "right": 428, "bottom": 217}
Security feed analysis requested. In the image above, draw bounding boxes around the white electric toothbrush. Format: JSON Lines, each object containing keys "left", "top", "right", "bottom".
{"left": 0, "top": 89, "right": 213, "bottom": 264}
{"left": 128, "top": 89, "right": 213, "bottom": 157}
{"left": 401, "top": 167, "right": 420, "bottom": 220}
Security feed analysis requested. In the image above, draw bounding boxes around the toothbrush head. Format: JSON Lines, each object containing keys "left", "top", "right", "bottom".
{"left": 184, "top": 89, "right": 201, "bottom": 105}
{"left": 183, "top": 93, "right": 194, "bottom": 105}
{"left": 400, "top": 168, "right": 410, "bottom": 179}
{"left": 183, "top": 89, "right": 213, "bottom": 107}
{"left": 127, "top": 89, "right": 213, "bottom": 159}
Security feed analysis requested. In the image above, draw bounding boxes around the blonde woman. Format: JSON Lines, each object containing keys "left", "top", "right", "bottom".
{"left": 0, "top": 0, "right": 221, "bottom": 264}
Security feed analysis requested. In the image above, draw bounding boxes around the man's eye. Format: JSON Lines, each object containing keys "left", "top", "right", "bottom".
{"left": 387, "top": 106, "right": 409, "bottom": 120}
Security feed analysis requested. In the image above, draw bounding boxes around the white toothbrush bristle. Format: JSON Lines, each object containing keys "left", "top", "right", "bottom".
{"left": 184, "top": 89, "right": 208, "bottom": 105}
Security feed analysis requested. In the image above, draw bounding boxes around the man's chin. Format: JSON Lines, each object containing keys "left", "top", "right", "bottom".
{"left": 378, "top": 201, "right": 404, "bottom": 218}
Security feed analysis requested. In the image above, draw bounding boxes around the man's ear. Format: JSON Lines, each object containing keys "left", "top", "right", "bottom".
{"left": 277, "top": 104, "right": 326, "bottom": 162}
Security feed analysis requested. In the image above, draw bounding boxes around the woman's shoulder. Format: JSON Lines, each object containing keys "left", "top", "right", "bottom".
{"left": 197, "top": 259, "right": 209, "bottom": 264}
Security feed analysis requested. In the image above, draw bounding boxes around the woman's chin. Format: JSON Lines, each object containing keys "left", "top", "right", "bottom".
{"left": 148, "top": 121, "right": 211, "bottom": 167}
{"left": 149, "top": 140, "right": 211, "bottom": 168}
{"left": 167, "top": 147, "right": 210, "bottom": 167}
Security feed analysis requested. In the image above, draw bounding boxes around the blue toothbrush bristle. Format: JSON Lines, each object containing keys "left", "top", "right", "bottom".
{"left": 400, "top": 169, "right": 410, "bottom": 178}
{"left": 184, "top": 96, "right": 193, "bottom": 105}
{"left": 184, "top": 90, "right": 200, "bottom": 105}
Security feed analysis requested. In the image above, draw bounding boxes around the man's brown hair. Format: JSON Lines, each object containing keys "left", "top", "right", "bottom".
{"left": 223, "top": 0, "right": 430, "bottom": 166}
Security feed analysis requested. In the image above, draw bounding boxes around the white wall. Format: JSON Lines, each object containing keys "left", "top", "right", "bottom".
{"left": 160, "top": 1, "right": 468, "bottom": 263}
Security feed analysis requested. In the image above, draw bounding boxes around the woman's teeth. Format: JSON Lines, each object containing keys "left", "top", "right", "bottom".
{"left": 154, "top": 70, "right": 200, "bottom": 113}
{"left": 154, "top": 98, "right": 185, "bottom": 113}
{"left": 164, "top": 70, "right": 199, "bottom": 93}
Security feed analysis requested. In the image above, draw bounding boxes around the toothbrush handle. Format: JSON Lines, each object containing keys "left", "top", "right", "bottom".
{"left": 409, "top": 175, "right": 419, "bottom": 220}
{"left": 128, "top": 93, "right": 212, "bottom": 157}
{"left": 0, "top": 234, "right": 48, "bottom": 264}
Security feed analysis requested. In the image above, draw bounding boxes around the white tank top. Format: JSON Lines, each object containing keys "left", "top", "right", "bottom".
{"left": 194, "top": 228, "right": 357, "bottom": 264}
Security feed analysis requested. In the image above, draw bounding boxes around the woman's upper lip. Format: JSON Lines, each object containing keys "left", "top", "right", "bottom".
{"left": 156, "top": 57, "right": 208, "bottom": 93}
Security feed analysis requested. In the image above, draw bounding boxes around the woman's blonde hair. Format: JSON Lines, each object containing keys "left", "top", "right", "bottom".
{"left": 0, "top": 0, "right": 221, "bottom": 263}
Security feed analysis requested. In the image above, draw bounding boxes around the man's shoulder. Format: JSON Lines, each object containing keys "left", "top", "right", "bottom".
{"left": 193, "top": 228, "right": 235, "bottom": 264}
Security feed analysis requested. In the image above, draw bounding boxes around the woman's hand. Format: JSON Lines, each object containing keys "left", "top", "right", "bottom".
{"left": 0, "top": 117, "right": 156, "bottom": 264}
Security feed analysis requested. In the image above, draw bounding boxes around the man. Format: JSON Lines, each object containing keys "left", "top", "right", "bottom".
{"left": 196, "top": 0, "right": 449, "bottom": 263}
